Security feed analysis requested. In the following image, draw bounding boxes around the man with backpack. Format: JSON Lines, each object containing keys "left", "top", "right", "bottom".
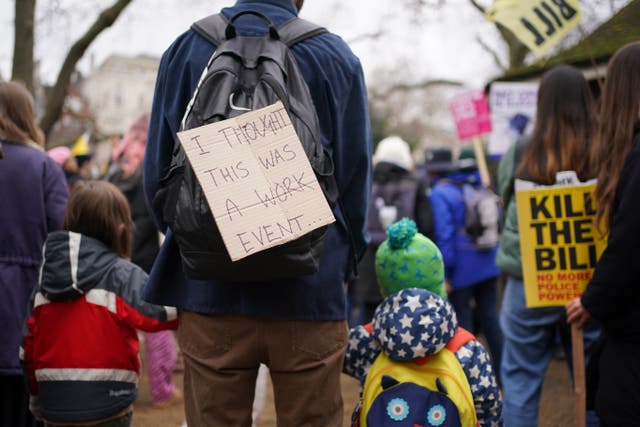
{"left": 428, "top": 147, "right": 504, "bottom": 384}
{"left": 142, "top": 1, "right": 372, "bottom": 426}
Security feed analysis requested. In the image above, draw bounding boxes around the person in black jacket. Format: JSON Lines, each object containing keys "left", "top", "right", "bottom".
{"left": 566, "top": 41, "right": 640, "bottom": 425}
{"left": 351, "top": 136, "right": 432, "bottom": 324}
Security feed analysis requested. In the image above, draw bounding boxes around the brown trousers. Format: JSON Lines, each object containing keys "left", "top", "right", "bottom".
{"left": 177, "top": 311, "right": 348, "bottom": 427}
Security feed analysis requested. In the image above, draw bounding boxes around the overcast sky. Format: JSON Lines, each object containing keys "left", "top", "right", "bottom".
{"left": 0, "top": 0, "right": 506, "bottom": 90}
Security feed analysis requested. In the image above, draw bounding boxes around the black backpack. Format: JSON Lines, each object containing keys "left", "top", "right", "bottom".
{"left": 368, "top": 178, "right": 421, "bottom": 245}
{"left": 153, "top": 11, "right": 340, "bottom": 281}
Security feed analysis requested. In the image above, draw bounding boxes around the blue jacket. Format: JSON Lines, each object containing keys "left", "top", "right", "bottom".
{"left": 430, "top": 171, "right": 500, "bottom": 290}
{"left": 142, "top": 0, "right": 372, "bottom": 320}
{"left": 343, "top": 289, "right": 503, "bottom": 426}
{"left": 0, "top": 141, "right": 68, "bottom": 375}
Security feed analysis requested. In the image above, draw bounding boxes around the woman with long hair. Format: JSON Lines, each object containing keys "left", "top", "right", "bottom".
{"left": 0, "top": 81, "right": 68, "bottom": 427}
{"left": 496, "top": 65, "right": 600, "bottom": 426}
{"left": 566, "top": 41, "right": 640, "bottom": 425}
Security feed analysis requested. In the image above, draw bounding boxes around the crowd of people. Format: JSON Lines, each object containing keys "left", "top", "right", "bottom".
{"left": 1, "top": 0, "right": 640, "bottom": 426}
{"left": 0, "top": 83, "right": 182, "bottom": 427}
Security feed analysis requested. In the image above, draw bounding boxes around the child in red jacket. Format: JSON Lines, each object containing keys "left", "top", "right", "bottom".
{"left": 21, "top": 181, "right": 179, "bottom": 426}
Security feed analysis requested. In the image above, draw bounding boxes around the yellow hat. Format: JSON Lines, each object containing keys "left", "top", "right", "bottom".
{"left": 71, "top": 132, "right": 90, "bottom": 157}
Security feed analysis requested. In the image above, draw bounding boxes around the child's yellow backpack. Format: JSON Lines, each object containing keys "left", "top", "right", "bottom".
{"left": 358, "top": 326, "right": 478, "bottom": 427}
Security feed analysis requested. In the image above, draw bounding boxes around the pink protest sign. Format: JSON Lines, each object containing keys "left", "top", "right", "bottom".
{"left": 449, "top": 89, "right": 492, "bottom": 140}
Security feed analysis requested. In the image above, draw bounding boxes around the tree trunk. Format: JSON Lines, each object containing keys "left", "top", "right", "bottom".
{"left": 12, "top": 0, "right": 36, "bottom": 92}
{"left": 39, "top": 0, "right": 133, "bottom": 140}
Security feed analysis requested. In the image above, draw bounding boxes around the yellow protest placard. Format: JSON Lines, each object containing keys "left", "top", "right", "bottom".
{"left": 487, "top": 0, "right": 582, "bottom": 57}
{"left": 177, "top": 101, "right": 335, "bottom": 262}
{"left": 516, "top": 181, "right": 606, "bottom": 307}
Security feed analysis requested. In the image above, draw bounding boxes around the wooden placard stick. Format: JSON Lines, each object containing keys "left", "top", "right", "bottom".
{"left": 472, "top": 136, "right": 491, "bottom": 188}
{"left": 572, "top": 324, "right": 586, "bottom": 427}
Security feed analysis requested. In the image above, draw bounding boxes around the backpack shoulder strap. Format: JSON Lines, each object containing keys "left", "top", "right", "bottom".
{"left": 192, "top": 14, "right": 327, "bottom": 47}
{"left": 435, "top": 177, "right": 457, "bottom": 188}
{"left": 277, "top": 17, "right": 327, "bottom": 47}
{"left": 363, "top": 322, "right": 374, "bottom": 335}
{"left": 461, "top": 182, "right": 477, "bottom": 197}
{"left": 191, "top": 13, "right": 228, "bottom": 46}
{"left": 445, "top": 327, "right": 476, "bottom": 353}
{"left": 414, "top": 327, "right": 475, "bottom": 366}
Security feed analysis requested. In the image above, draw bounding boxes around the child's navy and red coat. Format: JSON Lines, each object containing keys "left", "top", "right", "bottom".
{"left": 343, "top": 288, "right": 503, "bottom": 426}
{"left": 21, "top": 231, "right": 178, "bottom": 423}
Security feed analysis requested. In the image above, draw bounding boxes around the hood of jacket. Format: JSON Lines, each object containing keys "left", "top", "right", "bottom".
{"left": 40, "top": 231, "right": 119, "bottom": 302}
{"left": 371, "top": 288, "right": 458, "bottom": 362}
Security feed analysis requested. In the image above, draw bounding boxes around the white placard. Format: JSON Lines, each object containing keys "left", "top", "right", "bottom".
{"left": 488, "top": 81, "right": 538, "bottom": 156}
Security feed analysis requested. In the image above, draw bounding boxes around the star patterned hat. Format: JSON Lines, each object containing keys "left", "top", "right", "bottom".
{"left": 375, "top": 218, "right": 446, "bottom": 298}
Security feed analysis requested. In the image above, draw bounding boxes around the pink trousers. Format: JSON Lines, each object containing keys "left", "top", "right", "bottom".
{"left": 145, "top": 330, "right": 178, "bottom": 404}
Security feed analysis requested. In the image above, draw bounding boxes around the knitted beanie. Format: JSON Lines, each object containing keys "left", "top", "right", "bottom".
{"left": 373, "top": 136, "right": 414, "bottom": 171}
{"left": 375, "top": 218, "right": 446, "bottom": 298}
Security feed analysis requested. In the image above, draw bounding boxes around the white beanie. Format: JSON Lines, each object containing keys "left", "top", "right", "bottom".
{"left": 373, "top": 136, "right": 413, "bottom": 170}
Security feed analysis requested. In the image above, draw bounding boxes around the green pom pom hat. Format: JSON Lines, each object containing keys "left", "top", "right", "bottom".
{"left": 375, "top": 218, "right": 446, "bottom": 298}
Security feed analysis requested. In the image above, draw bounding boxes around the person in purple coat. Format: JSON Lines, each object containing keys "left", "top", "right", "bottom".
{"left": 0, "top": 81, "right": 68, "bottom": 427}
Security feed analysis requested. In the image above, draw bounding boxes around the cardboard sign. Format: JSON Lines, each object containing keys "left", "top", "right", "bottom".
{"left": 488, "top": 82, "right": 538, "bottom": 156}
{"left": 177, "top": 101, "right": 335, "bottom": 261}
{"left": 515, "top": 176, "right": 606, "bottom": 307}
{"left": 448, "top": 89, "right": 492, "bottom": 141}
{"left": 487, "top": 0, "right": 582, "bottom": 57}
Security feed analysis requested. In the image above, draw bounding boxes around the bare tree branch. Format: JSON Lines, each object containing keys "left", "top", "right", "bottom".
{"left": 347, "top": 30, "right": 384, "bottom": 45}
{"left": 475, "top": 35, "right": 507, "bottom": 72}
{"left": 466, "top": 0, "right": 529, "bottom": 69}
{"left": 469, "top": 0, "right": 486, "bottom": 14}
{"left": 39, "top": 0, "right": 133, "bottom": 139}
{"left": 37, "top": 0, "right": 72, "bottom": 41}
{"left": 370, "top": 78, "right": 463, "bottom": 100}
